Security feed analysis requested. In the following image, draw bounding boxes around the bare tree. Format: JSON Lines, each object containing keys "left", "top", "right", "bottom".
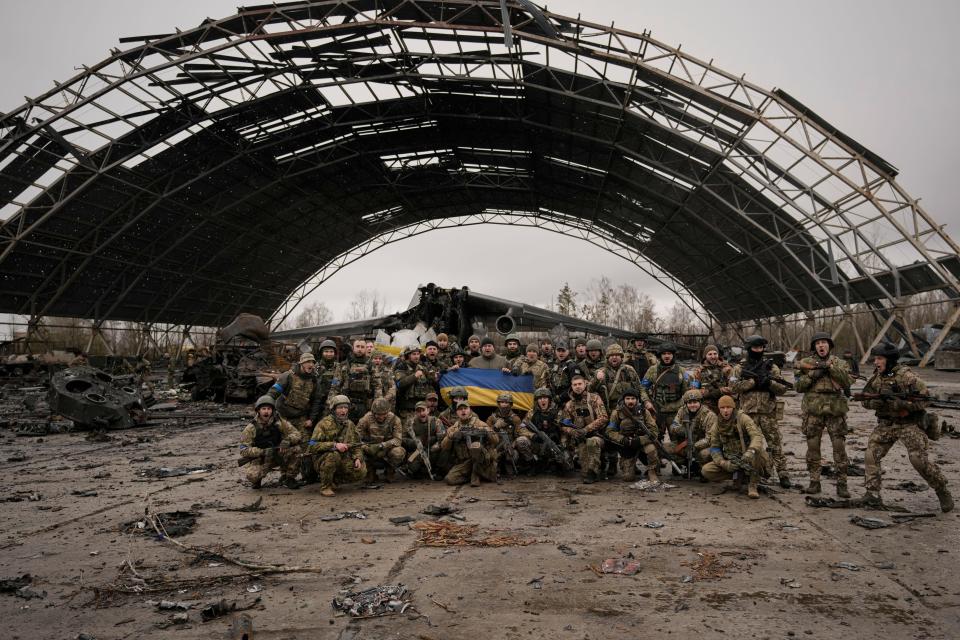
{"left": 292, "top": 300, "right": 334, "bottom": 328}
{"left": 345, "top": 290, "right": 388, "bottom": 321}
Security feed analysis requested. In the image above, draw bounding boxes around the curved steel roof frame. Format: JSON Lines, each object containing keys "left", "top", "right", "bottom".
{"left": 0, "top": 0, "right": 957, "bottom": 329}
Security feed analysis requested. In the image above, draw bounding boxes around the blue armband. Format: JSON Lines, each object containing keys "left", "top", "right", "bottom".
{"left": 561, "top": 418, "right": 574, "bottom": 427}
{"left": 308, "top": 440, "right": 317, "bottom": 446}
{"left": 239, "top": 444, "right": 248, "bottom": 450}
{"left": 690, "top": 380, "right": 701, "bottom": 389}
{"left": 271, "top": 383, "right": 283, "bottom": 394}
{"left": 709, "top": 447, "right": 722, "bottom": 453}
{"left": 607, "top": 422, "right": 619, "bottom": 431}
{"left": 331, "top": 378, "right": 340, "bottom": 386}
{"left": 640, "top": 378, "right": 652, "bottom": 388}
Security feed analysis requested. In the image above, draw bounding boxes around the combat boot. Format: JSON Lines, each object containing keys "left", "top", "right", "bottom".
{"left": 281, "top": 476, "right": 300, "bottom": 490}
{"left": 836, "top": 477, "right": 851, "bottom": 499}
{"left": 320, "top": 486, "right": 336, "bottom": 497}
{"left": 582, "top": 471, "right": 597, "bottom": 484}
{"left": 778, "top": 473, "right": 792, "bottom": 489}
{"left": 802, "top": 481, "right": 821, "bottom": 495}
{"left": 647, "top": 468, "right": 659, "bottom": 484}
{"left": 747, "top": 478, "right": 760, "bottom": 499}
{"left": 384, "top": 467, "right": 396, "bottom": 483}
{"left": 250, "top": 479, "right": 262, "bottom": 490}
{"left": 936, "top": 487, "right": 954, "bottom": 513}
{"left": 470, "top": 470, "right": 480, "bottom": 487}
{"left": 861, "top": 490, "right": 882, "bottom": 507}
{"left": 364, "top": 468, "right": 377, "bottom": 484}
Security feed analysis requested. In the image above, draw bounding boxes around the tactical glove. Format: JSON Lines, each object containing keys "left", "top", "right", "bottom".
{"left": 720, "top": 459, "right": 736, "bottom": 473}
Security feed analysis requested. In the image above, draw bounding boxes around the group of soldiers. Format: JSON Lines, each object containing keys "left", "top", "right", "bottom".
{"left": 238, "top": 330, "right": 953, "bottom": 512}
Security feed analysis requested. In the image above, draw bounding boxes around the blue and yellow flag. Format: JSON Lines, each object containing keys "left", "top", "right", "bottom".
{"left": 439, "top": 369, "right": 535, "bottom": 412}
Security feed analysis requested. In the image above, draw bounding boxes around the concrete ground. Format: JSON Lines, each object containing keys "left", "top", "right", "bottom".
{"left": 1, "top": 369, "right": 958, "bottom": 639}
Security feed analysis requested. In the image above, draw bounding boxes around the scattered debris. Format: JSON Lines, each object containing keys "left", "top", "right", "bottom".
{"left": 777, "top": 522, "right": 801, "bottom": 532}
{"left": 643, "top": 521, "right": 665, "bottom": 529}
{"left": 320, "top": 511, "right": 367, "bottom": 522}
{"left": 681, "top": 575, "right": 693, "bottom": 584}
{"left": 892, "top": 481, "right": 928, "bottom": 493}
{"left": 71, "top": 489, "right": 99, "bottom": 497}
{"left": 805, "top": 496, "right": 907, "bottom": 512}
{"left": 200, "top": 597, "right": 261, "bottom": 622}
{"left": 219, "top": 497, "right": 264, "bottom": 512}
{"left": 139, "top": 465, "right": 214, "bottom": 479}
{"left": 850, "top": 515, "right": 891, "bottom": 529}
{"left": 246, "top": 585, "right": 262, "bottom": 594}
{"left": 0, "top": 574, "right": 33, "bottom": 594}
{"left": 629, "top": 480, "right": 675, "bottom": 492}
{"left": 389, "top": 515, "right": 416, "bottom": 525}
{"left": 830, "top": 562, "right": 861, "bottom": 571}
{"left": 7, "top": 452, "right": 28, "bottom": 462}
{"left": 557, "top": 544, "right": 577, "bottom": 556}
{"left": 602, "top": 515, "right": 626, "bottom": 525}
{"left": 649, "top": 537, "right": 695, "bottom": 547}
{"left": 333, "top": 585, "right": 410, "bottom": 617}
{"left": 124, "top": 511, "right": 199, "bottom": 538}
{"left": 527, "top": 576, "right": 544, "bottom": 589}
{"left": 600, "top": 558, "right": 641, "bottom": 576}
{"left": 412, "top": 521, "right": 540, "bottom": 548}
{"left": 780, "top": 577, "right": 802, "bottom": 589}
{"left": 821, "top": 462, "right": 865, "bottom": 477}
{"left": 682, "top": 550, "right": 737, "bottom": 581}
{"left": 876, "top": 562, "right": 896, "bottom": 570}
{"left": 890, "top": 512, "right": 938, "bottom": 523}
{"left": 421, "top": 503, "right": 460, "bottom": 517}
{"left": 157, "top": 600, "right": 190, "bottom": 611}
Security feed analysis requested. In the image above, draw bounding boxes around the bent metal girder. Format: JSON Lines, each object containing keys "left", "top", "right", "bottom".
{"left": 0, "top": 0, "right": 957, "bottom": 331}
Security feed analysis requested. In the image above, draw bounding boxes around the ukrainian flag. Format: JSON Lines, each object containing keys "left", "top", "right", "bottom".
{"left": 439, "top": 369, "right": 535, "bottom": 412}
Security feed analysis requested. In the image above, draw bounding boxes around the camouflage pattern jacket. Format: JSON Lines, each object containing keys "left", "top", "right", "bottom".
{"left": 561, "top": 391, "right": 608, "bottom": 436}
{"left": 315, "top": 357, "right": 340, "bottom": 410}
{"left": 605, "top": 404, "right": 658, "bottom": 445}
{"left": 589, "top": 362, "right": 642, "bottom": 410}
{"left": 731, "top": 359, "right": 787, "bottom": 415}
{"left": 708, "top": 411, "right": 766, "bottom": 464}
{"left": 328, "top": 355, "right": 382, "bottom": 404}
{"left": 795, "top": 354, "right": 851, "bottom": 417}
{"left": 640, "top": 363, "right": 691, "bottom": 414}
{"left": 441, "top": 415, "right": 499, "bottom": 461}
{"left": 356, "top": 412, "right": 403, "bottom": 449}
{"left": 307, "top": 414, "right": 362, "bottom": 460}
{"left": 239, "top": 415, "right": 301, "bottom": 459}
{"left": 669, "top": 405, "right": 718, "bottom": 445}
{"left": 394, "top": 360, "right": 439, "bottom": 410}
{"left": 578, "top": 356, "right": 605, "bottom": 380}
{"left": 513, "top": 357, "right": 550, "bottom": 391}
{"left": 269, "top": 365, "right": 322, "bottom": 421}
{"left": 626, "top": 349, "right": 657, "bottom": 379}
{"left": 861, "top": 364, "right": 929, "bottom": 422}
{"left": 405, "top": 414, "right": 445, "bottom": 450}
{"left": 693, "top": 361, "right": 732, "bottom": 404}
{"left": 487, "top": 409, "right": 532, "bottom": 440}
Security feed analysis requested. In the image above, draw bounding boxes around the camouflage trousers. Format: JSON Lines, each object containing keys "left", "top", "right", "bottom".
{"left": 362, "top": 443, "right": 406, "bottom": 471}
{"left": 748, "top": 412, "right": 787, "bottom": 476}
{"left": 402, "top": 443, "right": 450, "bottom": 479}
{"left": 864, "top": 420, "right": 948, "bottom": 493}
{"left": 801, "top": 413, "right": 849, "bottom": 482}
{"left": 288, "top": 417, "right": 317, "bottom": 482}
{"left": 701, "top": 461, "right": 759, "bottom": 484}
{"left": 313, "top": 451, "right": 366, "bottom": 490}
{"left": 444, "top": 445, "right": 498, "bottom": 485}
{"left": 242, "top": 450, "right": 299, "bottom": 485}
{"left": 616, "top": 443, "right": 658, "bottom": 481}
{"left": 576, "top": 436, "right": 604, "bottom": 478}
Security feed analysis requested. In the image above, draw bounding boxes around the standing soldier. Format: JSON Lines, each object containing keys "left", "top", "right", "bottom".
{"left": 579, "top": 339, "right": 605, "bottom": 378}
{"left": 403, "top": 401, "right": 448, "bottom": 479}
{"left": 238, "top": 396, "right": 301, "bottom": 489}
{"left": 701, "top": 395, "right": 769, "bottom": 498}
{"left": 590, "top": 343, "right": 642, "bottom": 412}
{"left": 328, "top": 338, "right": 382, "bottom": 423}
{"left": 395, "top": 345, "right": 439, "bottom": 420}
{"left": 627, "top": 333, "right": 658, "bottom": 379}
{"left": 640, "top": 343, "right": 690, "bottom": 443}
{"left": 561, "top": 375, "right": 608, "bottom": 483}
{"left": 693, "top": 344, "right": 733, "bottom": 414}
{"left": 573, "top": 338, "right": 588, "bottom": 362}
{"left": 667, "top": 390, "right": 718, "bottom": 479}
{"left": 795, "top": 332, "right": 853, "bottom": 497}
{"left": 858, "top": 342, "right": 952, "bottom": 512}
{"left": 540, "top": 338, "right": 556, "bottom": 366}
{"left": 604, "top": 388, "right": 660, "bottom": 483}
{"left": 468, "top": 337, "right": 508, "bottom": 369}
{"left": 487, "top": 393, "right": 535, "bottom": 474}
{"left": 315, "top": 340, "right": 341, "bottom": 416}
{"left": 356, "top": 397, "right": 406, "bottom": 483}
{"left": 436, "top": 333, "right": 456, "bottom": 367}
{"left": 502, "top": 333, "right": 523, "bottom": 368}
{"left": 441, "top": 401, "right": 500, "bottom": 486}
{"left": 549, "top": 341, "right": 580, "bottom": 405}
{"left": 268, "top": 352, "right": 324, "bottom": 483}
{"left": 466, "top": 334, "right": 482, "bottom": 360}
{"left": 308, "top": 395, "right": 365, "bottom": 497}
{"left": 522, "top": 387, "right": 568, "bottom": 473}
{"left": 731, "top": 335, "right": 791, "bottom": 488}
{"left": 512, "top": 344, "right": 550, "bottom": 390}
{"left": 370, "top": 351, "right": 396, "bottom": 412}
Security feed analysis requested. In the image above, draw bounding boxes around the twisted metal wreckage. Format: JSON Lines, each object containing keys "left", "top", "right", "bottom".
{"left": 0, "top": 0, "right": 958, "bottom": 370}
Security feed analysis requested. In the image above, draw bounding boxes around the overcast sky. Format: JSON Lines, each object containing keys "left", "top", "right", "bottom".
{"left": 2, "top": 1, "right": 958, "bottom": 329}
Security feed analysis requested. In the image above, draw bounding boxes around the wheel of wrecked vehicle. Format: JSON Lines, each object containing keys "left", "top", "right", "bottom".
{"left": 84, "top": 392, "right": 107, "bottom": 404}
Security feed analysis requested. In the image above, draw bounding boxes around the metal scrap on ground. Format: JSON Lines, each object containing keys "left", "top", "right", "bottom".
{"left": 411, "top": 521, "right": 540, "bottom": 547}
{"left": 332, "top": 585, "right": 411, "bottom": 617}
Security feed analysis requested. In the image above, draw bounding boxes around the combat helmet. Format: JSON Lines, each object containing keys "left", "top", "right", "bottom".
{"left": 449, "top": 386, "right": 469, "bottom": 400}
{"left": 658, "top": 342, "right": 678, "bottom": 355}
{"left": 869, "top": 341, "right": 899, "bottom": 359}
{"left": 809, "top": 331, "right": 834, "bottom": 351}
{"left": 534, "top": 387, "right": 552, "bottom": 399}
{"left": 682, "top": 389, "right": 703, "bottom": 403}
{"left": 371, "top": 398, "right": 391, "bottom": 414}
{"left": 743, "top": 334, "right": 768, "bottom": 349}
{"left": 605, "top": 343, "right": 624, "bottom": 357}
{"left": 330, "top": 395, "right": 351, "bottom": 407}
{"left": 319, "top": 339, "right": 337, "bottom": 352}
{"left": 496, "top": 392, "right": 514, "bottom": 404}
{"left": 586, "top": 339, "right": 603, "bottom": 352}
{"left": 254, "top": 395, "right": 275, "bottom": 410}
{"left": 505, "top": 333, "right": 521, "bottom": 345}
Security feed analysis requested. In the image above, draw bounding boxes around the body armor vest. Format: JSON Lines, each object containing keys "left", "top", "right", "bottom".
{"left": 253, "top": 422, "right": 283, "bottom": 449}
{"left": 281, "top": 372, "right": 315, "bottom": 416}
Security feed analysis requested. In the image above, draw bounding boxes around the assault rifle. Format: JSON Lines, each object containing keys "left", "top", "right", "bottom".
{"left": 405, "top": 423, "right": 434, "bottom": 480}
{"left": 602, "top": 408, "right": 683, "bottom": 476}
{"left": 237, "top": 443, "right": 293, "bottom": 467}
{"left": 739, "top": 367, "right": 794, "bottom": 391}
{"left": 682, "top": 417, "right": 694, "bottom": 479}
{"left": 726, "top": 453, "right": 755, "bottom": 479}
{"left": 495, "top": 426, "right": 520, "bottom": 476}
{"left": 522, "top": 419, "right": 574, "bottom": 472}
{"left": 850, "top": 391, "right": 960, "bottom": 410}
{"left": 452, "top": 427, "right": 493, "bottom": 446}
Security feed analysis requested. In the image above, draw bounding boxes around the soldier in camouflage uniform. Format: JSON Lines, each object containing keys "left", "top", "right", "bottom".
{"left": 702, "top": 395, "right": 769, "bottom": 498}
{"left": 403, "top": 401, "right": 449, "bottom": 479}
{"left": 436, "top": 333, "right": 456, "bottom": 368}
{"left": 268, "top": 352, "right": 325, "bottom": 483}
{"left": 487, "top": 392, "right": 535, "bottom": 474}
{"left": 731, "top": 335, "right": 791, "bottom": 488}
{"left": 626, "top": 333, "right": 658, "bottom": 380}
{"left": 590, "top": 343, "right": 642, "bottom": 412}
{"left": 441, "top": 401, "right": 500, "bottom": 486}
{"left": 860, "top": 342, "right": 953, "bottom": 512}
{"left": 667, "top": 389, "right": 718, "bottom": 479}
{"left": 522, "top": 387, "right": 568, "bottom": 473}
{"left": 692, "top": 344, "right": 733, "bottom": 414}
{"left": 512, "top": 344, "right": 550, "bottom": 390}
{"left": 357, "top": 397, "right": 406, "bottom": 483}
{"left": 308, "top": 395, "right": 366, "bottom": 497}
{"left": 795, "top": 332, "right": 853, "bottom": 497}
{"left": 315, "top": 340, "right": 341, "bottom": 416}
{"left": 438, "top": 386, "right": 469, "bottom": 428}
{"left": 641, "top": 343, "right": 690, "bottom": 444}
{"left": 561, "top": 375, "right": 608, "bottom": 483}
{"left": 604, "top": 388, "right": 660, "bottom": 482}
{"left": 238, "top": 396, "right": 301, "bottom": 489}
{"left": 502, "top": 333, "right": 523, "bottom": 368}
{"left": 466, "top": 334, "right": 482, "bottom": 360}
{"left": 370, "top": 351, "right": 396, "bottom": 412}
{"left": 540, "top": 338, "right": 555, "bottom": 366}
{"left": 574, "top": 338, "right": 588, "bottom": 362}
{"left": 327, "top": 338, "right": 382, "bottom": 424}
{"left": 579, "top": 339, "right": 605, "bottom": 379}
{"left": 549, "top": 341, "right": 581, "bottom": 405}
{"left": 395, "top": 345, "right": 440, "bottom": 420}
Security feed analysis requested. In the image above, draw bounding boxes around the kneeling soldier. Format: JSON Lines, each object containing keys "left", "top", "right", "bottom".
{"left": 667, "top": 390, "right": 718, "bottom": 479}
{"left": 238, "top": 395, "right": 301, "bottom": 489}
{"left": 604, "top": 388, "right": 660, "bottom": 483}
{"left": 701, "top": 395, "right": 769, "bottom": 499}
{"left": 561, "top": 374, "right": 608, "bottom": 483}
{"left": 487, "top": 392, "right": 535, "bottom": 475}
{"left": 441, "top": 401, "right": 500, "bottom": 486}
{"left": 308, "top": 395, "right": 366, "bottom": 497}
{"left": 357, "top": 397, "right": 405, "bottom": 483}
{"left": 403, "top": 401, "right": 449, "bottom": 479}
